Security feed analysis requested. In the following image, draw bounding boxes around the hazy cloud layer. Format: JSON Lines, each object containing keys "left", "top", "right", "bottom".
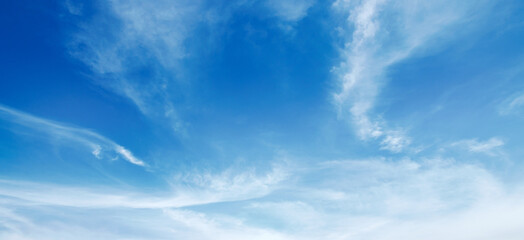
{"left": 1, "top": 158, "right": 523, "bottom": 239}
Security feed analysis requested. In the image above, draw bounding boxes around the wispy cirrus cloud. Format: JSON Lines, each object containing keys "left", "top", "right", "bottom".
{"left": 290, "top": 158, "right": 502, "bottom": 216}
{"left": 0, "top": 163, "right": 287, "bottom": 209}
{"left": 171, "top": 165, "right": 288, "bottom": 202}
{"left": 499, "top": 92, "right": 524, "bottom": 116}
{"left": 68, "top": 0, "right": 316, "bottom": 134}
{"left": 331, "top": 0, "right": 493, "bottom": 152}
{"left": 264, "top": 0, "right": 315, "bottom": 22}
{"left": 2, "top": 157, "right": 523, "bottom": 239}
{"left": 451, "top": 137, "right": 505, "bottom": 156}
{"left": 0, "top": 165, "right": 289, "bottom": 239}
{"left": 0, "top": 104, "right": 145, "bottom": 166}
{"left": 69, "top": 0, "right": 212, "bottom": 133}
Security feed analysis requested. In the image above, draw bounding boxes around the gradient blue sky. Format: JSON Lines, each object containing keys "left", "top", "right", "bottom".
{"left": 2, "top": 0, "right": 524, "bottom": 239}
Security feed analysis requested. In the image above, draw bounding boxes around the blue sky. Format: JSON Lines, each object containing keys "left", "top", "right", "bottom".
{"left": 1, "top": 0, "right": 524, "bottom": 239}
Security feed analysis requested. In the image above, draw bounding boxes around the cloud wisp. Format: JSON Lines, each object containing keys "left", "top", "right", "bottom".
{"left": 0, "top": 164, "right": 286, "bottom": 209}
{"left": 0, "top": 165, "right": 290, "bottom": 239}
{"left": 331, "top": 0, "right": 492, "bottom": 152}
{"left": 264, "top": 0, "right": 315, "bottom": 22}
{"left": 0, "top": 104, "right": 145, "bottom": 166}
{"left": 1, "top": 157, "right": 524, "bottom": 239}
{"left": 69, "top": 0, "right": 212, "bottom": 133}
{"left": 499, "top": 92, "right": 524, "bottom": 116}
{"left": 68, "top": 0, "right": 318, "bottom": 134}
{"left": 451, "top": 137, "right": 505, "bottom": 156}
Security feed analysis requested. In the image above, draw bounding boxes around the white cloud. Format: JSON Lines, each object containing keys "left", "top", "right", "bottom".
{"left": 499, "top": 92, "right": 524, "bottom": 115}
{"left": 69, "top": 0, "right": 213, "bottom": 133}
{"left": 379, "top": 130, "right": 411, "bottom": 153}
{"left": 114, "top": 145, "right": 145, "bottom": 166}
{"left": 2, "top": 157, "right": 524, "bottom": 239}
{"left": 0, "top": 164, "right": 286, "bottom": 209}
{"left": 508, "top": 94, "right": 524, "bottom": 109}
{"left": 64, "top": 0, "right": 82, "bottom": 15}
{"left": 451, "top": 137, "right": 505, "bottom": 156}
{"left": 294, "top": 158, "right": 502, "bottom": 216}
{"left": 91, "top": 144, "right": 102, "bottom": 159}
{"left": 0, "top": 104, "right": 145, "bottom": 167}
{"left": 69, "top": 0, "right": 318, "bottom": 133}
{"left": 163, "top": 209, "right": 291, "bottom": 240}
{"left": 170, "top": 165, "right": 289, "bottom": 202}
{"left": 0, "top": 166, "right": 288, "bottom": 239}
{"left": 265, "top": 0, "right": 315, "bottom": 22}
{"left": 331, "top": 0, "right": 492, "bottom": 152}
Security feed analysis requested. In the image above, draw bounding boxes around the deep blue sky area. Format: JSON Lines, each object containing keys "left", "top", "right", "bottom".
{"left": 2, "top": 0, "right": 524, "bottom": 239}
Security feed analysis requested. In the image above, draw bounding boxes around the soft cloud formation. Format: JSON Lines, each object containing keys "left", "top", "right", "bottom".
{"left": 265, "top": 0, "right": 315, "bottom": 22}
{"left": 69, "top": 0, "right": 213, "bottom": 133}
{"left": 162, "top": 209, "right": 291, "bottom": 240}
{"left": 451, "top": 137, "right": 505, "bottom": 156}
{"left": 331, "top": 0, "right": 491, "bottom": 152}
{"left": 172, "top": 165, "right": 288, "bottom": 201}
{"left": 499, "top": 92, "right": 524, "bottom": 116}
{"left": 114, "top": 145, "right": 145, "bottom": 166}
{"left": 0, "top": 164, "right": 285, "bottom": 209}
{"left": 69, "top": 0, "right": 316, "bottom": 134}
{"left": 0, "top": 104, "right": 145, "bottom": 166}
{"left": 293, "top": 158, "right": 503, "bottom": 216}
{"left": 379, "top": 130, "right": 411, "bottom": 153}
{"left": 0, "top": 165, "right": 289, "bottom": 239}
{"left": 64, "top": 0, "right": 82, "bottom": 15}
{"left": 2, "top": 157, "right": 523, "bottom": 239}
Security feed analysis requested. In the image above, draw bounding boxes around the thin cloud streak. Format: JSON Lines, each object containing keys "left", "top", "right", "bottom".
{"left": 331, "top": 0, "right": 492, "bottom": 152}
{"left": 69, "top": 0, "right": 207, "bottom": 133}
{"left": 0, "top": 164, "right": 287, "bottom": 209}
{"left": 499, "top": 92, "right": 524, "bottom": 116}
{"left": 69, "top": 0, "right": 318, "bottom": 134}
{"left": 0, "top": 104, "right": 146, "bottom": 166}
{"left": 451, "top": 137, "right": 505, "bottom": 156}
{"left": 1, "top": 157, "right": 523, "bottom": 239}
